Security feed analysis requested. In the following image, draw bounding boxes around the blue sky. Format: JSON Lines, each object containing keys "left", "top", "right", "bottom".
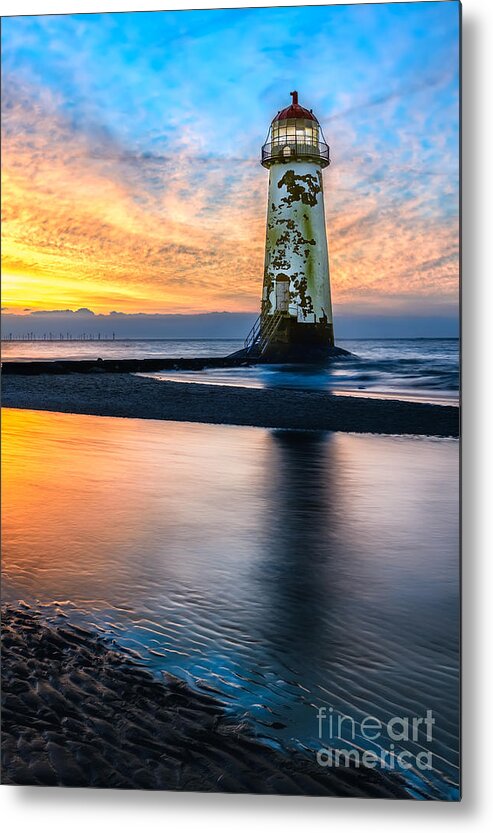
{"left": 2, "top": 4, "right": 459, "bottom": 157}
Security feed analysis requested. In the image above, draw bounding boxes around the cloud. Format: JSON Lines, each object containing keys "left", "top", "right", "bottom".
{"left": 1, "top": 4, "right": 459, "bottom": 317}
{"left": 1, "top": 74, "right": 267, "bottom": 313}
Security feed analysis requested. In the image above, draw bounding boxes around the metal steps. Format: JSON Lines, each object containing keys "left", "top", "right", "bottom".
{"left": 243, "top": 310, "right": 283, "bottom": 358}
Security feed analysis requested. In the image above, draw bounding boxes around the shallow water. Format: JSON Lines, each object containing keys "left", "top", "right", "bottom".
{"left": 146, "top": 339, "right": 459, "bottom": 404}
{"left": 2, "top": 408, "right": 459, "bottom": 799}
{"left": 2, "top": 338, "right": 459, "bottom": 403}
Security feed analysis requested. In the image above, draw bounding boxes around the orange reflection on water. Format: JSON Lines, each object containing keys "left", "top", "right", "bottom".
{"left": 2, "top": 408, "right": 270, "bottom": 605}
{"left": 2, "top": 407, "right": 459, "bottom": 611}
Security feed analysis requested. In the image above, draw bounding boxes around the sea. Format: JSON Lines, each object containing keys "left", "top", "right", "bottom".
{"left": 2, "top": 338, "right": 459, "bottom": 405}
{"left": 2, "top": 338, "right": 460, "bottom": 799}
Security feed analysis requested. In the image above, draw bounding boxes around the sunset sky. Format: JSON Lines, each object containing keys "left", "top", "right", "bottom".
{"left": 1, "top": 2, "right": 460, "bottom": 325}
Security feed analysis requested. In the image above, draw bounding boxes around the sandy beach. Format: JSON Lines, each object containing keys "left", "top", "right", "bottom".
{"left": 2, "top": 372, "right": 459, "bottom": 437}
{"left": 2, "top": 603, "right": 410, "bottom": 797}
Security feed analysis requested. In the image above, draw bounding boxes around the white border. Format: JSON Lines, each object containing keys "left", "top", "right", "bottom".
{"left": 0, "top": 0, "right": 467, "bottom": 18}
{"left": 2, "top": 0, "right": 492, "bottom": 829}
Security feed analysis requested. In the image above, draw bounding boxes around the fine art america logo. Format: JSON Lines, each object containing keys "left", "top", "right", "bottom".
{"left": 315, "top": 707, "right": 435, "bottom": 771}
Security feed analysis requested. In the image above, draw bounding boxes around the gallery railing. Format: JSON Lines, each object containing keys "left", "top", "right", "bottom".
{"left": 261, "top": 140, "right": 330, "bottom": 168}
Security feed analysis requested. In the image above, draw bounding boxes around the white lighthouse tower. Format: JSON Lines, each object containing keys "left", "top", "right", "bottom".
{"left": 250, "top": 91, "right": 335, "bottom": 361}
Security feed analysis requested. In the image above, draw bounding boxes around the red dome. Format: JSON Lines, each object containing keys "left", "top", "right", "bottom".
{"left": 274, "top": 91, "right": 317, "bottom": 123}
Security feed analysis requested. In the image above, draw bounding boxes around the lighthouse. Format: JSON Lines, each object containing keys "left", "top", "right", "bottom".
{"left": 246, "top": 91, "right": 335, "bottom": 362}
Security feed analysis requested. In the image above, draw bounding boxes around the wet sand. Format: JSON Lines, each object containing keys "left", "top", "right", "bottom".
{"left": 1, "top": 604, "right": 410, "bottom": 796}
{"left": 2, "top": 373, "right": 459, "bottom": 437}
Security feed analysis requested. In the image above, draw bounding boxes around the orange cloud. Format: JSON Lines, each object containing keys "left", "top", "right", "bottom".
{"left": 1, "top": 77, "right": 458, "bottom": 315}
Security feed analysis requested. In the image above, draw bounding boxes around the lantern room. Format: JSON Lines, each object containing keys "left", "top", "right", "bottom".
{"left": 261, "top": 91, "right": 330, "bottom": 168}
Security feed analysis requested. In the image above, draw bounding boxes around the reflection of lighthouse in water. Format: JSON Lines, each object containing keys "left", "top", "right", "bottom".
{"left": 260, "top": 91, "right": 334, "bottom": 360}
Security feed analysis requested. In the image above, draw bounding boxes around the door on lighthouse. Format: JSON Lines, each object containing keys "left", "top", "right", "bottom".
{"left": 275, "top": 277, "right": 290, "bottom": 313}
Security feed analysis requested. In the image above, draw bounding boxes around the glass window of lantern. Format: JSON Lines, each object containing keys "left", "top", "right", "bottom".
{"left": 272, "top": 122, "right": 285, "bottom": 144}
{"left": 271, "top": 118, "right": 320, "bottom": 146}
